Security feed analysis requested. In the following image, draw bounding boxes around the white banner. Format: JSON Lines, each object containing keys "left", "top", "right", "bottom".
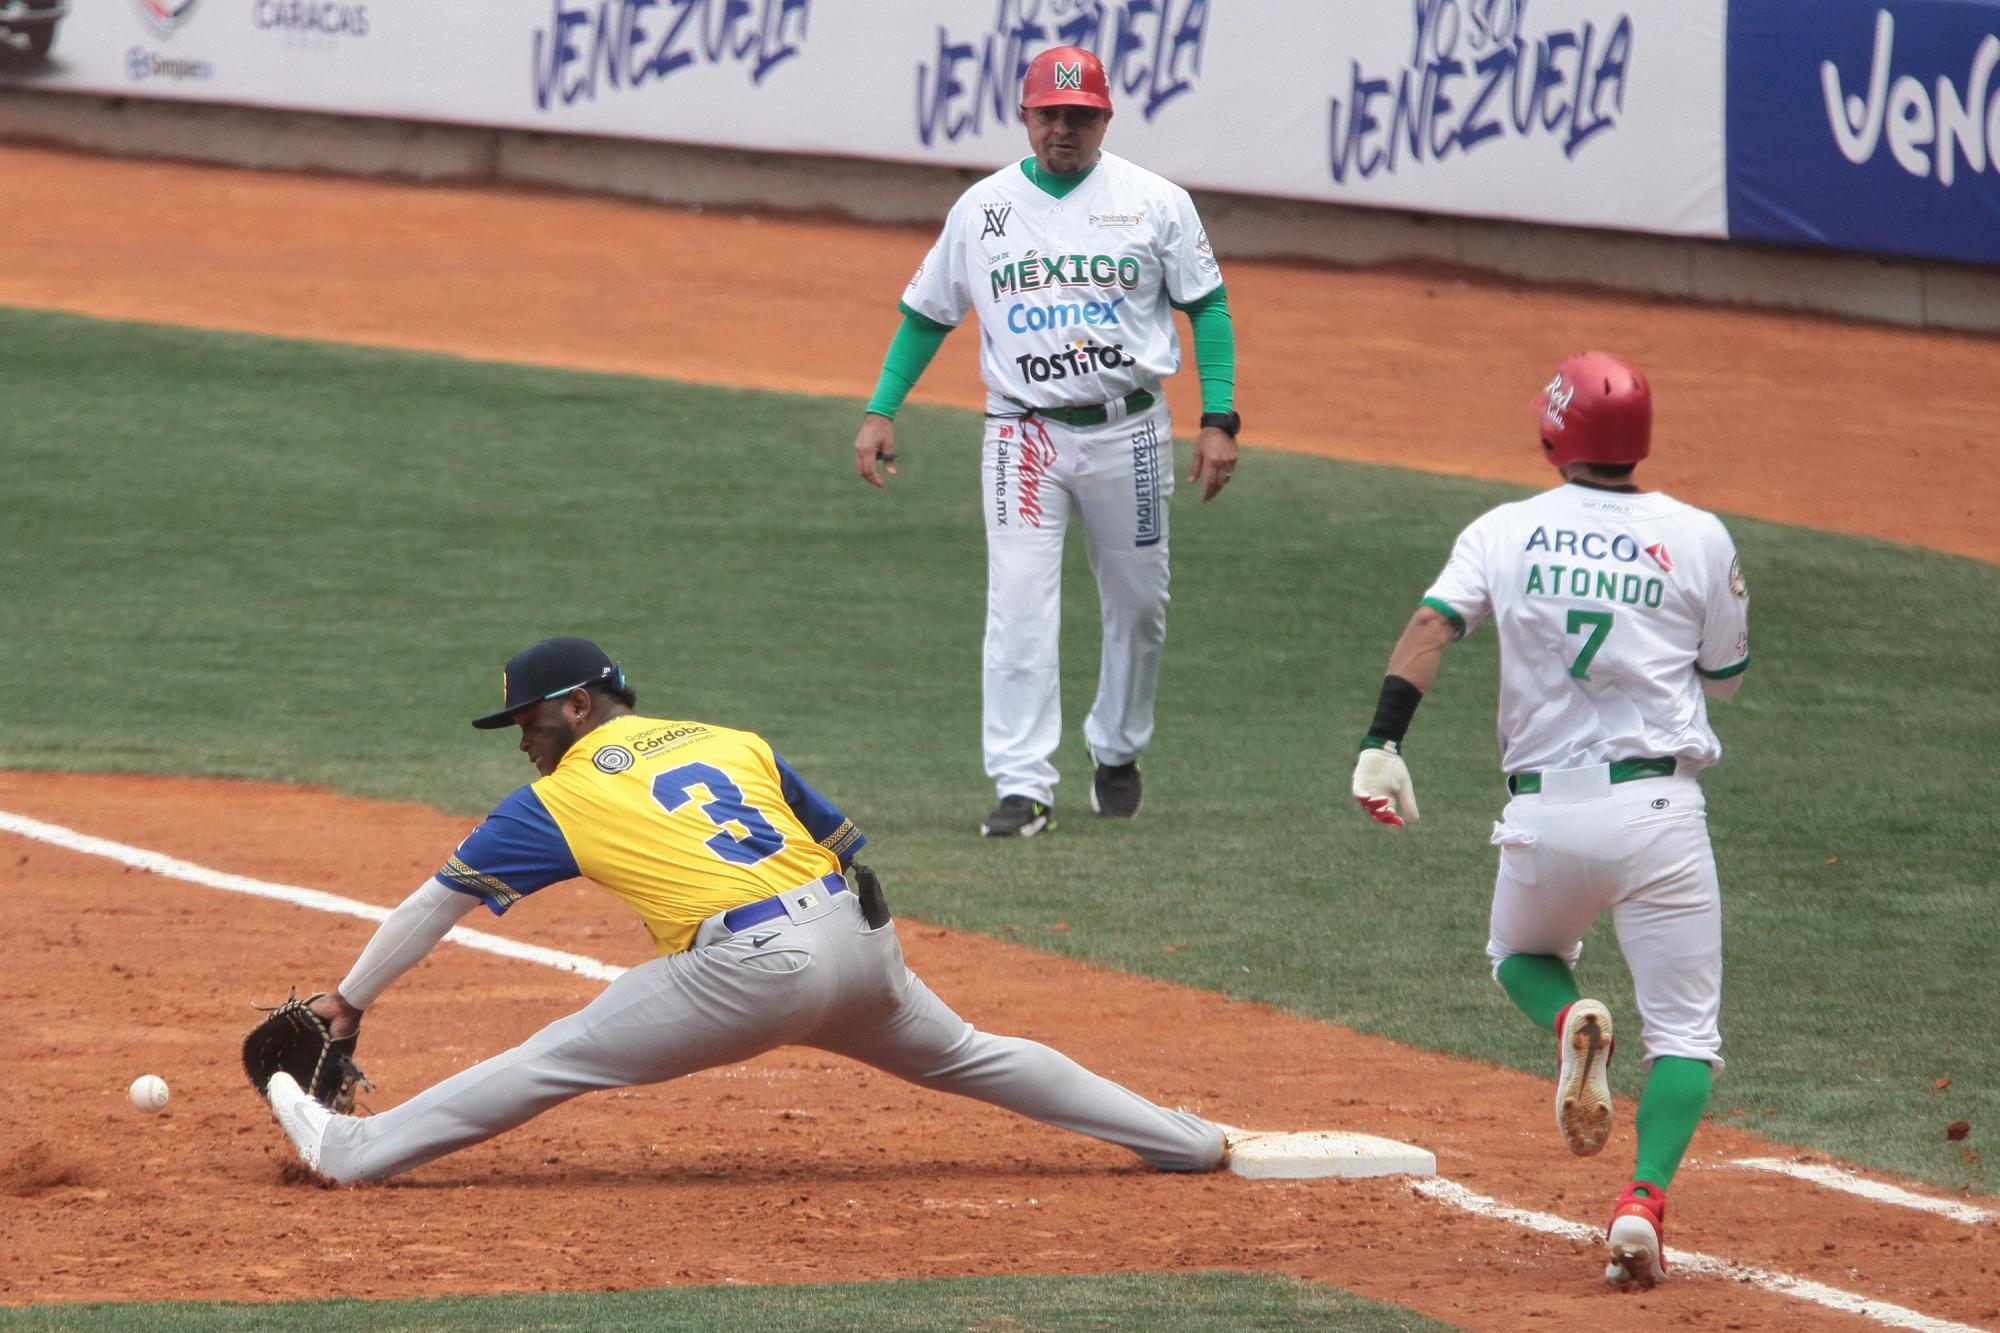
{"left": 0, "top": 1, "right": 1726, "bottom": 238}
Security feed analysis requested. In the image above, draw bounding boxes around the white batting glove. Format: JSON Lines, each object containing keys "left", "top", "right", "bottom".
{"left": 1352, "top": 741, "right": 1419, "bottom": 827}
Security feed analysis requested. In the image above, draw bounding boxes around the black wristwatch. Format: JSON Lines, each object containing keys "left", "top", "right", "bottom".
{"left": 1200, "top": 411, "right": 1241, "bottom": 438}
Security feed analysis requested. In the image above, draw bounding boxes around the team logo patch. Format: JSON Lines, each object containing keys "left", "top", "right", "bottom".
{"left": 592, "top": 745, "right": 636, "bottom": 774}
{"left": 133, "top": 0, "right": 201, "bottom": 33}
{"left": 1541, "top": 372, "right": 1574, "bottom": 428}
{"left": 1645, "top": 542, "right": 1674, "bottom": 572}
{"left": 1015, "top": 423, "right": 1058, "bottom": 528}
{"left": 1132, "top": 421, "right": 1163, "bottom": 548}
{"left": 1013, "top": 340, "right": 1130, "bottom": 382}
{"left": 993, "top": 435, "right": 1012, "bottom": 527}
{"left": 1728, "top": 556, "right": 1748, "bottom": 600}
{"left": 1053, "top": 60, "right": 1083, "bottom": 91}
{"left": 980, "top": 203, "right": 1013, "bottom": 240}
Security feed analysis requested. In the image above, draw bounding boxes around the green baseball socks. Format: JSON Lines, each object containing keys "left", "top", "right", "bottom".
{"left": 1497, "top": 953, "right": 1712, "bottom": 1189}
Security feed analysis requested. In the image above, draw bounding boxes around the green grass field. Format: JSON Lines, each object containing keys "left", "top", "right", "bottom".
{"left": 0, "top": 1272, "right": 1458, "bottom": 1333}
{"left": 3, "top": 308, "right": 1993, "bottom": 1325}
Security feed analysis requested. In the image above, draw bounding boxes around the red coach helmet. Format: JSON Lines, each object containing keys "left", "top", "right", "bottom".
{"left": 1535, "top": 351, "right": 1651, "bottom": 469}
{"left": 1022, "top": 46, "right": 1112, "bottom": 110}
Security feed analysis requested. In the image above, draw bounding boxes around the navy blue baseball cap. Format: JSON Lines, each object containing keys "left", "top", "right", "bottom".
{"left": 472, "top": 636, "right": 627, "bottom": 729}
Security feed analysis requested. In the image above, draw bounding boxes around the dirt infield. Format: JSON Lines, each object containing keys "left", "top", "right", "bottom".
{"left": 5, "top": 773, "right": 1997, "bottom": 1330}
{"left": 2, "top": 146, "right": 1998, "bottom": 1328}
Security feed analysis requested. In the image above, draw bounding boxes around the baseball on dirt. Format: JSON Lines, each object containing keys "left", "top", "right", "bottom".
{"left": 128, "top": 1074, "right": 170, "bottom": 1113}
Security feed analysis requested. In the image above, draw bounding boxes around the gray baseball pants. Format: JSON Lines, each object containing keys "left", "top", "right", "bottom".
{"left": 316, "top": 885, "right": 1224, "bottom": 1182}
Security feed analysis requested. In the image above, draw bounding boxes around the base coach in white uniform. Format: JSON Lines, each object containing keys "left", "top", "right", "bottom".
{"left": 852, "top": 45, "right": 1242, "bottom": 838}
{"left": 1348, "top": 353, "right": 1750, "bottom": 1289}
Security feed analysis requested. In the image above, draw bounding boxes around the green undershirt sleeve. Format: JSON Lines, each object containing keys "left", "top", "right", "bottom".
{"left": 864, "top": 304, "right": 955, "bottom": 419}
{"left": 1173, "top": 285, "right": 1235, "bottom": 416}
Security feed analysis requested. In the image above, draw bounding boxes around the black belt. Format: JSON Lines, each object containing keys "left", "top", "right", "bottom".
{"left": 1002, "top": 387, "right": 1155, "bottom": 428}
{"left": 721, "top": 873, "right": 846, "bottom": 933}
{"left": 1508, "top": 756, "right": 1676, "bottom": 796}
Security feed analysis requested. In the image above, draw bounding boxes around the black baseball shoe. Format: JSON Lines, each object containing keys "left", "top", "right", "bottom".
{"left": 1090, "top": 759, "right": 1143, "bottom": 818}
{"left": 980, "top": 795, "right": 1052, "bottom": 838}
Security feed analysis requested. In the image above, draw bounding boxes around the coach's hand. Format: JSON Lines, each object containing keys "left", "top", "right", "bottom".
{"left": 1191, "top": 425, "right": 1238, "bottom": 502}
{"left": 854, "top": 414, "right": 899, "bottom": 488}
{"left": 1352, "top": 741, "right": 1419, "bottom": 827}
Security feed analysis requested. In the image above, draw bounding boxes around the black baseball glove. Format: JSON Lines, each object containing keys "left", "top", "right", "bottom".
{"left": 242, "top": 990, "right": 370, "bottom": 1113}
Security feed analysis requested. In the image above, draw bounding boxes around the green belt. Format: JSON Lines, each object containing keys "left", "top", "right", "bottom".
{"left": 1008, "top": 388, "right": 1155, "bottom": 428}
{"left": 1508, "top": 756, "right": 1676, "bottom": 796}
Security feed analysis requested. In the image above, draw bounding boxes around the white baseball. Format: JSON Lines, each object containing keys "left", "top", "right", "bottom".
{"left": 128, "top": 1074, "right": 170, "bottom": 1113}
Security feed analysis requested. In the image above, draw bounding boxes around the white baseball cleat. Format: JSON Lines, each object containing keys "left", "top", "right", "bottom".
{"left": 265, "top": 1071, "right": 333, "bottom": 1174}
{"left": 1604, "top": 1182, "right": 1669, "bottom": 1288}
{"left": 1554, "top": 999, "right": 1614, "bottom": 1156}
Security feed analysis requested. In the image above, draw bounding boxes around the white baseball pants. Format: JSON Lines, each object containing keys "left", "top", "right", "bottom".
{"left": 1485, "top": 770, "right": 1724, "bottom": 1068}
{"left": 979, "top": 397, "right": 1174, "bottom": 804}
{"left": 315, "top": 886, "right": 1223, "bottom": 1182}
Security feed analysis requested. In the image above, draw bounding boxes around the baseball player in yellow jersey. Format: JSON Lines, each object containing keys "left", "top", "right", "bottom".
{"left": 1349, "top": 354, "right": 1750, "bottom": 1289}
{"left": 259, "top": 636, "right": 1226, "bottom": 1183}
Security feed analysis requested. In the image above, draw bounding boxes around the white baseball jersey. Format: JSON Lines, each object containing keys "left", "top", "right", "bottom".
{"left": 1424, "top": 482, "right": 1750, "bottom": 776}
{"left": 902, "top": 150, "right": 1222, "bottom": 409}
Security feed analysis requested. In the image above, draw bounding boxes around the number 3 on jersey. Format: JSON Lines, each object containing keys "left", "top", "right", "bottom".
{"left": 652, "top": 762, "right": 785, "bottom": 865}
{"left": 1566, "top": 609, "right": 1614, "bottom": 679}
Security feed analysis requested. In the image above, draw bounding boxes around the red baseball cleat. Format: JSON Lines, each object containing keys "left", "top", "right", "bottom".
{"left": 1604, "top": 1181, "right": 1669, "bottom": 1288}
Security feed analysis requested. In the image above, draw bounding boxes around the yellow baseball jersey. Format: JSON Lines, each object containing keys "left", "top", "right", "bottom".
{"left": 438, "top": 714, "right": 865, "bottom": 955}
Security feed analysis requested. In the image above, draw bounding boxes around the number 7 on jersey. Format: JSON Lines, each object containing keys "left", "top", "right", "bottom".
{"left": 1565, "top": 609, "right": 1614, "bottom": 679}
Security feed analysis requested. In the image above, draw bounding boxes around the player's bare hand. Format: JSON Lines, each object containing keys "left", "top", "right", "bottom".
{"left": 310, "top": 989, "right": 364, "bottom": 1040}
{"left": 854, "top": 414, "right": 899, "bottom": 488}
{"left": 1190, "top": 426, "right": 1238, "bottom": 502}
{"left": 1351, "top": 743, "right": 1420, "bottom": 827}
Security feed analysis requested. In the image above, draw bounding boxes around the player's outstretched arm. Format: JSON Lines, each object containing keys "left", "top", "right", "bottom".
{"left": 317, "top": 877, "right": 481, "bottom": 1033}
{"left": 854, "top": 413, "right": 899, "bottom": 488}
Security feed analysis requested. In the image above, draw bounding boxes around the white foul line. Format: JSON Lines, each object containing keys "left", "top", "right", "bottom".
{"left": 4, "top": 806, "right": 1986, "bottom": 1331}
{"left": 1732, "top": 1158, "right": 1995, "bottom": 1226}
{"left": 1411, "top": 1178, "right": 1987, "bottom": 1333}
{"left": 0, "top": 808, "right": 626, "bottom": 983}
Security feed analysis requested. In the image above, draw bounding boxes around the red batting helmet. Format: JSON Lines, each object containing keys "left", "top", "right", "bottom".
{"left": 1021, "top": 46, "right": 1112, "bottom": 111}
{"left": 1535, "top": 351, "right": 1651, "bottom": 469}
